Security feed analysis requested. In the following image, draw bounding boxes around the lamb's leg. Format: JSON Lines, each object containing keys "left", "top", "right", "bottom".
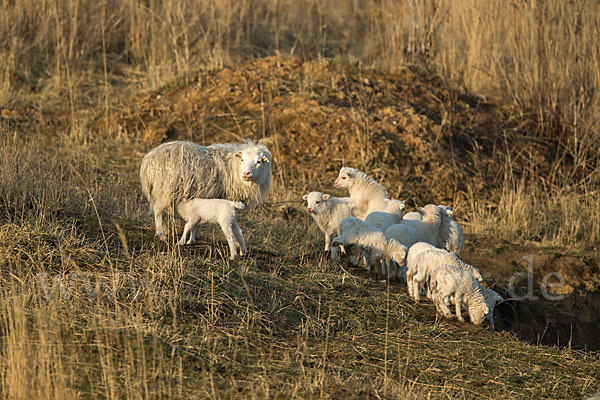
{"left": 406, "top": 271, "right": 414, "bottom": 297}
{"left": 187, "top": 224, "right": 198, "bottom": 245}
{"left": 412, "top": 269, "right": 427, "bottom": 301}
{"left": 219, "top": 222, "right": 238, "bottom": 260}
{"left": 324, "top": 233, "right": 331, "bottom": 251}
{"left": 454, "top": 293, "right": 465, "bottom": 322}
{"left": 153, "top": 206, "right": 167, "bottom": 241}
{"left": 232, "top": 222, "right": 246, "bottom": 256}
{"left": 178, "top": 220, "right": 192, "bottom": 246}
{"left": 436, "top": 294, "right": 453, "bottom": 318}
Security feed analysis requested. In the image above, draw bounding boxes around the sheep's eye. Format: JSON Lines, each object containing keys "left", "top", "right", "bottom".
{"left": 342, "top": 176, "right": 346, "bottom": 179}
{"left": 262, "top": 157, "right": 269, "bottom": 163}
{"left": 315, "top": 201, "right": 320, "bottom": 204}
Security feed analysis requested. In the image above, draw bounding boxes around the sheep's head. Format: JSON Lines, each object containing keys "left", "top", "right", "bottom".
{"left": 468, "top": 300, "right": 489, "bottom": 325}
{"left": 384, "top": 199, "right": 406, "bottom": 216}
{"left": 387, "top": 239, "right": 407, "bottom": 266}
{"left": 438, "top": 205, "right": 453, "bottom": 218}
{"left": 302, "top": 192, "right": 330, "bottom": 214}
{"left": 334, "top": 167, "right": 356, "bottom": 188}
{"left": 235, "top": 145, "right": 271, "bottom": 184}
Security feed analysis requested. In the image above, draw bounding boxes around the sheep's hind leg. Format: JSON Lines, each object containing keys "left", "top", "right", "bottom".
{"left": 232, "top": 223, "right": 246, "bottom": 256}
{"left": 220, "top": 222, "right": 238, "bottom": 260}
{"left": 153, "top": 206, "right": 167, "bottom": 241}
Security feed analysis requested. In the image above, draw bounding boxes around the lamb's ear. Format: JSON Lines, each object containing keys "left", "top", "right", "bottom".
{"left": 302, "top": 194, "right": 309, "bottom": 200}
{"left": 322, "top": 194, "right": 330, "bottom": 201}
{"left": 485, "top": 305, "right": 490, "bottom": 314}
{"left": 347, "top": 171, "right": 355, "bottom": 178}
{"left": 234, "top": 151, "right": 242, "bottom": 158}
{"left": 446, "top": 208, "right": 453, "bottom": 217}
{"left": 417, "top": 206, "right": 425, "bottom": 214}
{"left": 399, "top": 200, "right": 406, "bottom": 210}
{"left": 261, "top": 155, "right": 270, "bottom": 163}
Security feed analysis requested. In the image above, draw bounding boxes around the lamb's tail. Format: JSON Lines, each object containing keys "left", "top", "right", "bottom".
{"left": 234, "top": 202, "right": 246, "bottom": 210}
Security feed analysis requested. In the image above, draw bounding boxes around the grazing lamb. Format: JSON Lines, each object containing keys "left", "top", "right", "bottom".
{"left": 302, "top": 191, "right": 354, "bottom": 256}
{"left": 408, "top": 246, "right": 483, "bottom": 300}
{"left": 364, "top": 199, "right": 406, "bottom": 231}
{"left": 331, "top": 217, "right": 407, "bottom": 280}
{"left": 428, "top": 264, "right": 489, "bottom": 325}
{"left": 383, "top": 224, "right": 419, "bottom": 281}
{"left": 176, "top": 198, "right": 246, "bottom": 260}
{"left": 481, "top": 287, "right": 503, "bottom": 330}
{"left": 334, "top": 167, "right": 389, "bottom": 219}
{"left": 399, "top": 204, "right": 452, "bottom": 249}
{"left": 140, "top": 140, "right": 271, "bottom": 241}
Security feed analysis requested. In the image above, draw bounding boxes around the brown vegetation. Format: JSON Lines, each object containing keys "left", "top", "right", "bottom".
{"left": 1, "top": 0, "right": 600, "bottom": 398}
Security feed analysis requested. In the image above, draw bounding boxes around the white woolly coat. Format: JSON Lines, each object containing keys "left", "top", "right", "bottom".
{"left": 407, "top": 247, "right": 483, "bottom": 300}
{"left": 141, "top": 140, "right": 271, "bottom": 210}
{"left": 334, "top": 167, "right": 389, "bottom": 219}
{"left": 303, "top": 192, "right": 355, "bottom": 252}
{"left": 364, "top": 199, "right": 405, "bottom": 232}
{"left": 399, "top": 204, "right": 451, "bottom": 249}
{"left": 429, "top": 264, "right": 489, "bottom": 325}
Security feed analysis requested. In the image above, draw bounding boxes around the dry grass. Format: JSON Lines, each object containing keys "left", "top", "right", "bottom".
{"left": 1, "top": 1, "right": 600, "bottom": 397}
{"left": 1, "top": 108, "right": 599, "bottom": 398}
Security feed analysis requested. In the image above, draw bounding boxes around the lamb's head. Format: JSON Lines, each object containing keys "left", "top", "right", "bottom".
{"left": 438, "top": 205, "right": 453, "bottom": 218}
{"left": 235, "top": 144, "right": 271, "bottom": 185}
{"left": 386, "top": 239, "right": 407, "bottom": 266}
{"left": 384, "top": 199, "right": 406, "bottom": 217}
{"left": 334, "top": 167, "right": 358, "bottom": 189}
{"left": 468, "top": 290, "right": 490, "bottom": 325}
{"left": 302, "top": 191, "right": 330, "bottom": 214}
{"left": 418, "top": 204, "right": 442, "bottom": 221}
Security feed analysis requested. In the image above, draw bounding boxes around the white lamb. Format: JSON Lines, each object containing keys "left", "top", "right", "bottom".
{"left": 408, "top": 246, "right": 483, "bottom": 300}
{"left": 481, "top": 287, "right": 503, "bottom": 330}
{"left": 438, "top": 206, "right": 465, "bottom": 255}
{"left": 398, "top": 204, "right": 452, "bottom": 249}
{"left": 383, "top": 224, "right": 419, "bottom": 281}
{"left": 331, "top": 217, "right": 407, "bottom": 280}
{"left": 176, "top": 198, "right": 246, "bottom": 260}
{"left": 402, "top": 211, "right": 422, "bottom": 220}
{"left": 302, "top": 191, "right": 354, "bottom": 256}
{"left": 334, "top": 167, "right": 389, "bottom": 219}
{"left": 405, "top": 205, "right": 465, "bottom": 255}
{"left": 140, "top": 140, "right": 271, "bottom": 241}
{"left": 428, "top": 264, "right": 489, "bottom": 325}
{"left": 364, "top": 199, "right": 406, "bottom": 232}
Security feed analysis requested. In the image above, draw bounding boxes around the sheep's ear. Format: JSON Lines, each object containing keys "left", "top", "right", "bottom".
{"left": 262, "top": 156, "right": 270, "bottom": 163}
{"left": 302, "top": 194, "right": 309, "bottom": 200}
{"left": 322, "top": 194, "right": 330, "bottom": 201}
{"left": 417, "top": 207, "right": 425, "bottom": 213}
{"left": 234, "top": 151, "right": 242, "bottom": 158}
{"left": 400, "top": 249, "right": 406, "bottom": 259}
{"left": 399, "top": 200, "right": 406, "bottom": 210}
{"left": 446, "top": 209, "right": 453, "bottom": 217}
{"left": 347, "top": 171, "right": 355, "bottom": 178}
{"left": 485, "top": 305, "right": 490, "bottom": 314}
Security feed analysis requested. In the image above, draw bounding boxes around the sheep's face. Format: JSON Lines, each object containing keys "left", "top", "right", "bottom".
{"left": 302, "top": 192, "right": 330, "bottom": 213}
{"left": 468, "top": 302, "right": 489, "bottom": 325}
{"left": 334, "top": 167, "right": 355, "bottom": 188}
{"left": 470, "top": 268, "right": 484, "bottom": 282}
{"left": 385, "top": 199, "right": 406, "bottom": 216}
{"left": 236, "top": 147, "right": 271, "bottom": 184}
{"left": 387, "top": 239, "right": 407, "bottom": 266}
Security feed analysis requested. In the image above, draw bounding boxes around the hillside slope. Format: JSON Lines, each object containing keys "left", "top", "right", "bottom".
{"left": 0, "top": 56, "right": 599, "bottom": 398}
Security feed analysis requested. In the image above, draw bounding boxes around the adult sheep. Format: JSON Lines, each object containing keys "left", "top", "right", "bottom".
{"left": 140, "top": 140, "right": 271, "bottom": 241}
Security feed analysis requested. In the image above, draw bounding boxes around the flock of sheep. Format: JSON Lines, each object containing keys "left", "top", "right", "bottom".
{"left": 139, "top": 139, "right": 503, "bottom": 329}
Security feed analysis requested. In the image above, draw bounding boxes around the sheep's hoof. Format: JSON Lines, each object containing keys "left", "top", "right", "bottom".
{"left": 178, "top": 240, "right": 186, "bottom": 246}
{"left": 156, "top": 233, "right": 167, "bottom": 242}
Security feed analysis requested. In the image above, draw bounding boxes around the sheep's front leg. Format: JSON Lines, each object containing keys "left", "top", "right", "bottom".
{"left": 412, "top": 269, "right": 427, "bottom": 301}
{"left": 178, "top": 220, "right": 193, "bottom": 246}
{"left": 324, "top": 233, "right": 331, "bottom": 252}
{"left": 454, "top": 293, "right": 465, "bottom": 322}
{"left": 232, "top": 223, "right": 246, "bottom": 256}
{"left": 153, "top": 206, "right": 167, "bottom": 241}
